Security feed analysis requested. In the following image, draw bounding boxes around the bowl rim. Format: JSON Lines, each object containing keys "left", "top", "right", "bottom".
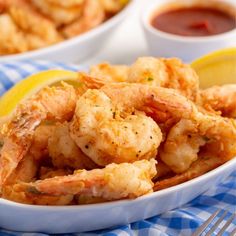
{"left": 1, "top": 157, "right": 235, "bottom": 211}
{"left": 0, "top": 0, "right": 136, "bottom": 61}
{"left": 141, "top": 0, "right": 236, "bottom": 43}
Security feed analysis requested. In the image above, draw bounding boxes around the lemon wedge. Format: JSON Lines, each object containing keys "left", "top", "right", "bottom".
{"left": 0, "top": 69, "right": 79, "bottom": 117}
{"left": 191, "top": 48, "right": 236, "bottom": 89}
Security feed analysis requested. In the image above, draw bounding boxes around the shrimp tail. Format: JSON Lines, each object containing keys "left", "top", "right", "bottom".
{"left": 0, "top": 83, "right": 77, "bottom": 190}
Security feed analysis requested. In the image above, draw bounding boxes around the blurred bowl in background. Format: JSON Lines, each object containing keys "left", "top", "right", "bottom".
{"left": 0, "top": 0, "right": 136, "bottom": 63}
{"left": 141, "top": 0, "right": 236, "bottom": 62}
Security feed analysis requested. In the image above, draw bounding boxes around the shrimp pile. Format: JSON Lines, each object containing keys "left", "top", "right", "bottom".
{"left": 1, "top": 56, "right": 236, "bottom": 205}
{"left": 0, "top": 0, "right": 129, "bottom": 55}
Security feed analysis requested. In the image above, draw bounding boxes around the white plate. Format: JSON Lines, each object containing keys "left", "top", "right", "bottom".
{"left": 0, "top": 0, "right": 136, "bottom": 63}
{"left": 0, "top": 158, "right": 235, "bottom": 233}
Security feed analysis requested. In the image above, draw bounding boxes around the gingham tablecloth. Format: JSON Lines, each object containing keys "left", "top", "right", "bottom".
{"left": 0, "top": 61, "right": 235, "bottom": 236}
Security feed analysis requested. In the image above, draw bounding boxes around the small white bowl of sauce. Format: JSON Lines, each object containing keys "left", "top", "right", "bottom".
{"left": 141, "top": 0, "right": 236, "bottom": 61}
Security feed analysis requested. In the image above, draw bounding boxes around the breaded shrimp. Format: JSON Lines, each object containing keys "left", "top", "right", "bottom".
{"left": 128, "top": 57, "right": 168, "bottom": 87}
{"left": 46, "top": 0, "right": 84, "bottom": 7}
{"left": 1, "top": 133, "right": 73, "bottom": 205}
{"left": 89, "top": 63, "right": 129, "bottom": 82}
{"left": 99, "top": 0, "right": 129, "bottom": 13}
{"left": 4, "top": 0, "right": 62, "bottom": 50}
{"left": 89, "top": 57, "right": 199, "bottom": 101}
{"left": 4, "top": 124, "right": 55, "bottom": 185}
{"left": 0, "top": 14, "right": 28, "bottom": 55}
{"left": 160, "top": 119, "right": 206, "bottom": 173}
{"left": 100, "top": 83, "right": 196, "bottom": 124}
{"left": 70, "top": 89, "right": 162, "bottom": 166}
{"left": 62, "top": 0, "right": 105, "bottom": 38}
{"left": 160, "top": 58, "right": 199, "bottom": 101}
{"left": 14, "top": 159, "right": 157, "bottom": 201}
{"left": 199, "top": 84, "right": 236, "bottom": 118}
{"left": 128, "top": 57, "right": 199, "bottom": 101}
{"left": 160, "top": 113, "right": 236, "bottom": 173}
{"left": 0, "top": 83, "right": 77, "bottom": 189}
{"left": 48, "top": 122, "right": 98, "bottom": 170}
{"left": 32, "top": 0, "right": 83, "bottom": 26}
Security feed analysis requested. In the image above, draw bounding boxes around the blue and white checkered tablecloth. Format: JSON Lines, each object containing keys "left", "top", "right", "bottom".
{"left": 0, "top": 61, "right": 235, "bottom": 236}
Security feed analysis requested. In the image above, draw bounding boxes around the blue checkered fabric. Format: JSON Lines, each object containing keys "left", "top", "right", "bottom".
{"left": 0, "top": 61, "right": 235, "bottom": 236}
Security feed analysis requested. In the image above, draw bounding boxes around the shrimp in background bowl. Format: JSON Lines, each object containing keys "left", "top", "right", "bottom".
{"left": 0, "top": 0, "right": 130, "bottom": 55}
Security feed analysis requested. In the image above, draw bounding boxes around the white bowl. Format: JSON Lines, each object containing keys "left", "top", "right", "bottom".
{"left": 0, "top": 158, "right": 235, "bottom": 233}
{"left": 0, "top": 61, "right": 235, "bottom": 234}
{"left": 141, "top": 0, "right": 236, "bottom": 62}
{"left": 0, "top": 1, "right": 136, "bottom": 63}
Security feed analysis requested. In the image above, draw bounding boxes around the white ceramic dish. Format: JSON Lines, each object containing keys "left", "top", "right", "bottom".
{"left": 0, "top": 1, "right": 136, "bottom": 63}
{"left": 0, "top": 158, "right": 235, "bottom": 233}
{"left": 141, "top": 0, "right": 236, "bottom": 61}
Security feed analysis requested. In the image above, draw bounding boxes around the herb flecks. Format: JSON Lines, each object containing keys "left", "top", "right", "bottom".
{"left": 147, "top": 77, "right": 154, "bottom": 81}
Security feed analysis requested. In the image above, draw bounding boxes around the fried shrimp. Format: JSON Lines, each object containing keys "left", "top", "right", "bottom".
{"left": 128, "top": 57, "right": 199, "bottom": 101}
{"left": 199, "top": 84, "right": 236, "bottom": 118}
{"left": 0, "top": 14, "right": 28, "bottom": 55}
{"left": 160, "top": 58, "right": 199, "bottom": 101}
{"left": 1, "top": 133, "right": 73, "bottom": 205}
{"left": 99, "top": 0, "right": 129, "bottom": 13}
{"left": 160, "top": 119, "right": 206, "bottom": 173}
{"left": 128, "top": 57, "right": 168, "bottom": 87}
{"left": 14, "top": 159, "right": 157, "bottom": 201}
{"left": 89, "top": 58, "right": 199, "bottom": 101}
{"left": 48, "top": 122, "right": 98, "bottom": 170}
{"left": 100, "top": 83, "right": 196, "bottom": 124}
{"left": 70, "top": 89, "right": 162, "bottom": 166}
{"left": 0, "top": 0, "right": 129, "bottom": 55}
{"left": 89, "top": 63, "right": 129, "bottom": 82}
{"left": 4, "top": 125, "right": 55, "bottom": 185}
{"left": 62, "top": 0, "right": 105, "bottom": 38}
{"left": 32, "top": 0, "right": 83, "bottom": 26}
{"left": 0, "top": 83, "right": 77, "bottom": 189}
{"left": 1, "top": 0, "right": 62, "bottom": 53}
{"left": 45, "top": 0, "right": 84, "bottom": 7}
{"left": 160, "top": 113, "right": 236, "bottom": 173}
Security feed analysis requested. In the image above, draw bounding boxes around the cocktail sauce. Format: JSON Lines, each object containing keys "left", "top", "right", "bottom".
{"left": 151, "top": 7, "right": 236, "bottom": 36}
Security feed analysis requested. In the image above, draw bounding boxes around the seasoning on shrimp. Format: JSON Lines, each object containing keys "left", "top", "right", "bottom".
{"left": 0, "top": 83, "right": 77, "bottom": 190}
{"left": 70, "top": 89, "right": 162, "bottom": 166}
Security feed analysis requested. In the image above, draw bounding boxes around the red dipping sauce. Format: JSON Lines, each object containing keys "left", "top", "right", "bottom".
{"left": 151, "top": 6, "right": 236, "bottom": 37}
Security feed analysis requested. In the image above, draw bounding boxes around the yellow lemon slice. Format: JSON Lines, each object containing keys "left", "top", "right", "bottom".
{"left": 191, "top": 47, "right": 236, "bottom": 89}
{"left": 0, "top": 69, "right": 79, "bottom": 117}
